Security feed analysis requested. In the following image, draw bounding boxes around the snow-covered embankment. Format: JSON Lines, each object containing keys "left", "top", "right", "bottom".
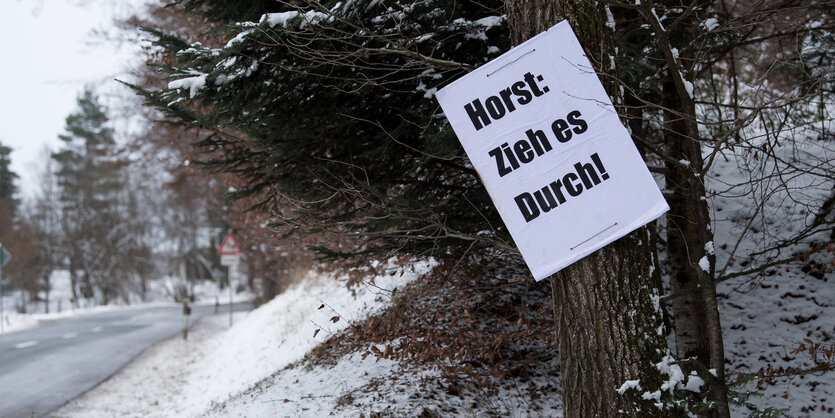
{"left": 54, "top": 263, "right": 429, "bottom": 417}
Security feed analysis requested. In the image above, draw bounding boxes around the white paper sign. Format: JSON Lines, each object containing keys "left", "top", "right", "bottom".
{"left": 435, "top": 21, "right": 668, "bottom": 281}
{"left": 220, "top": 254, "right": 240, "bottom": 266}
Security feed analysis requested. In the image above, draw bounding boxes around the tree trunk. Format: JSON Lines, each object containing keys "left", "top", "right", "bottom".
{"left": 553, "top": 229, "right": 676, "bottom": 416}
{"left": 506, "top": 1, "right": 678, "bottom": 416}
{"left": 663, "top": 77, "right": 711, "bottom": 364}
{"left": 81, "top": 268, "right": 94, "bottom": 300}
{"left": 643, "top": 1, "right": 730, "bottom": 412}
{"left": 44, "top": 273, "right": 50, "bottom": 314}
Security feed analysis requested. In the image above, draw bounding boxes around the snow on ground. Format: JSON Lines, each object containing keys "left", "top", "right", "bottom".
{"left": 54, "top": 311, "right": 246, "bottom": 418}
{"left": 720, "top": 262, "right": 835, "bottom": 417}
{"left": 207, "top": 349, "right": 561, "bottom": 417}
{"left": 706, "top": 124, "right": 835, "bottom": 416}
{"left": 54, "top": 262, "right": 430, "bottom": 418}
{"left": 0, "top": 311, "right": 39, "bottom": 334}
{"left": 0, "top": 302, "right": 175, "bottom": 334}
{"left": 1, "top": 269, "right": 251, "bottom": 335}
{"left": 55, "top": 259, "right": 560, "bottom": 417}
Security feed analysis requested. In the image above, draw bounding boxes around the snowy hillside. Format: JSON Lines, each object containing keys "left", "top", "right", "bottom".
{"left": 55, "top": 262, "right": 433, "bottom": 417}
{"left": 51, "top": 251, "right": 834, "bottom": 417}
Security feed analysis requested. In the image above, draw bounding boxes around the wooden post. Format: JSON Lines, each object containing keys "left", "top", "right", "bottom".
{"left": 0, "top": 244, "right": 8, "bottom": 334}
{"left": 0, "top": 257, "right": 4, "bottom": 335}
{"left": 228, "top": 265, "right": 233, "bottom": 327}
{"left": 182, "top": 300, "right": 191, "bottom": 340}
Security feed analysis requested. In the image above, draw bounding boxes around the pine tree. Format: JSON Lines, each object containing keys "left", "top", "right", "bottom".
{"left": 0, "top": 140, "right": 40, "bottom": 313}
{"left": 0, "top": 141, "right": 18, "bottom": 218}
{"left": 30, "top": 150, "right": 62, "bottom": 313}
{"left": 52, "top": 90, "right": 131, "bottom": 304}
{"left": 130, "top": 1, "right": 523, "bottom": 289}
{"left": 0, "top": 140, "right": 19, "bottom": 268}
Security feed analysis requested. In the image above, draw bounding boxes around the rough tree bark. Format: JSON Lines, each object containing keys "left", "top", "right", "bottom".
{"left": 505, "top": 1, "right": 678, "bottom": 416}
{"left": 663, "top": 76, "right": 711, "bottom": 365}
{"left": 639, "top": 0, "right": 731, "bottom": 413}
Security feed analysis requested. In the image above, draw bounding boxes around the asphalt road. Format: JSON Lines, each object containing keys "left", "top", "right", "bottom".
{"left": 0, "top": 302, "right": 250, "bottom": 418}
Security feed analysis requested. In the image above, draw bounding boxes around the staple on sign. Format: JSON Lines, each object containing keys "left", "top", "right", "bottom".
{"left": 486, "top": 49, "right": 535, "bottom": 77}
{"left": 570, "top": 222, "right": 618, "bottom": 250}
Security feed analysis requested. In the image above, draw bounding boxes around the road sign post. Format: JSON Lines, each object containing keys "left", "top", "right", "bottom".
{"left": 0, "top": 244, "right": 12, "bottom": 334}
{"left": 218, "top": 233, "right": 242, "bottom": 327}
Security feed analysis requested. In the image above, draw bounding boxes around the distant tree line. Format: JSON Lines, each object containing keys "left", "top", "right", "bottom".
{"left": 4, "top": 89, "right": 256, "bottom": 310}
{"left": 0, "top": 139, "right": 41, "bottom": 313}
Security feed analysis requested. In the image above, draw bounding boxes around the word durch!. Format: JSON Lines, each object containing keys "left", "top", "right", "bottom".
{"left": 514, "top": 153, "right": 611, "bottom": 222}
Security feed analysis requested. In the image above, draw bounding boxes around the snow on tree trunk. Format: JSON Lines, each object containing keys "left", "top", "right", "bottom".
{"left": 663, "top": 75, "right": 711, "bottom": 365}
{"left": 506, "top": 1, "right": 677, "bottom": 416}
{"left": 552, "top": 230, "right": 677, "bottom": 416}
{"left": 638, "top": 1, "right": 730, "bottom": 413}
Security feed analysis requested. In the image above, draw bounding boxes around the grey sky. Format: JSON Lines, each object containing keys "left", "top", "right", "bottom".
{"left": 0, "top": 0, "right": 147, "bottom": 196}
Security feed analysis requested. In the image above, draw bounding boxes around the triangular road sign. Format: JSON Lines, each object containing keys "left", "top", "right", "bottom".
{"left": 218, "top": 233, "right": 243, "bottom": 255}
{"left": 0, "top": 245, "right": 10, "bottom": 267}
